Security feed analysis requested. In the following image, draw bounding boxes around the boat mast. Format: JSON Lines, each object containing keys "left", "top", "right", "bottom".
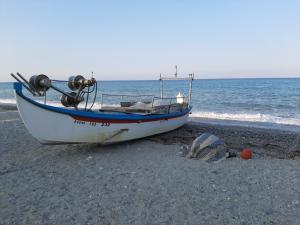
{"left": 188, "top": 73, "right": 194, "bottom": 105}
{"left": 160, "top": 73, "right": 164, "bottom": 98}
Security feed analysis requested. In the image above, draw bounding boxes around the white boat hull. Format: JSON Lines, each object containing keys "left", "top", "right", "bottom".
{"left": 15, "top": 90, "right": 190, "bottom": 144}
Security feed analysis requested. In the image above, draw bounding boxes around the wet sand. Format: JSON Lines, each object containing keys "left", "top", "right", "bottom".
{"left": 0, "top": 107, "right": 299, "bottom": 225}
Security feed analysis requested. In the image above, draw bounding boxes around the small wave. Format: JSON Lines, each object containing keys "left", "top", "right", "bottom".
{"left": 192, "top": 111, "right": 300, "bottom": 126}
{"left": 0, "top": 99, "right": 16, "bottom": 104}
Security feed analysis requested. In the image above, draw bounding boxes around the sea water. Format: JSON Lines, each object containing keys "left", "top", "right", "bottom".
{"left": 1, "top": 78, "right": 300, "bottom": 130}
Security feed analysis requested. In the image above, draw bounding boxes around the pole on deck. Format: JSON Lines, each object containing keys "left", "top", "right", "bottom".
{"left": 188, "top": 73, "right": 194, "bottom": 105}
{"left": 160, "top": 73, "right": 163, "bottom": 98}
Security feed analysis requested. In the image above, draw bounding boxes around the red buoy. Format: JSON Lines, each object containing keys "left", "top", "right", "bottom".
{"left": 240, "top": 148, "right": 252, "bottom": 160}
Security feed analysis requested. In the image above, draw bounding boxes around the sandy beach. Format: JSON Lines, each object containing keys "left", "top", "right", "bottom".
{"left": 1, "top": 105, "right": 299, "bottom": 225}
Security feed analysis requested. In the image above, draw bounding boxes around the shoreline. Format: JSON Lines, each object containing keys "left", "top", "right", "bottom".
{"left": 1, "top": 102, "right": 300, "bottom": 132}
{"left": 190, "top": 117, "right": 300, "bottom": 132}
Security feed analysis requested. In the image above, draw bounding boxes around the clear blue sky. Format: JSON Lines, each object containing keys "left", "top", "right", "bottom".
{"left": 0, "top": 0, "right": 299, "bottom": 81}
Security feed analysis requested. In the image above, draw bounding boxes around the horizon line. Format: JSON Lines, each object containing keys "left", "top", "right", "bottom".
{"left": 2, "top": 76, "right": 300, "bottom": 83}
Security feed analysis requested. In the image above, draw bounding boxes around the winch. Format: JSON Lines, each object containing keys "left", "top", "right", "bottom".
{"left": 60, "top": 92, "right": 84, "bottom": 108}
{"left": 29, "top": 74, "right": 52, "bottom": 92}
{"left": 11, "top": 72, "right": 97, "bottom": 110}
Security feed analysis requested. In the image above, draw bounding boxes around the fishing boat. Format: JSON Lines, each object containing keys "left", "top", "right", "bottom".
{"left": 11, "top": 72, "right": 194, "bottom": 144}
